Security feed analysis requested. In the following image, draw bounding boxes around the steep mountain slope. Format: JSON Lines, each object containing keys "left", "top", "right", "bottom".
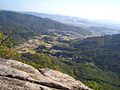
{"left": 1, "top": 31, "right": 119, "bottom": 90}
{"left": 0, "top": 11, "right": 92, "bottom": 45}
{"left": 16, "top": 33, "right": 120, "bottom": 90}
{"left": 70, "top": 34, "right": 120, "bottom": 74}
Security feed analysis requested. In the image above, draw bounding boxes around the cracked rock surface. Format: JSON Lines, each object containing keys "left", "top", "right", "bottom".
{"left": 0, "top": 58, "right": 92, "bottom": 90}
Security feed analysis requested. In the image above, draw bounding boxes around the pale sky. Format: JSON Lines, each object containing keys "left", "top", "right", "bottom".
{"left": 0, "top": 0, "right": 120, "bottom": 21}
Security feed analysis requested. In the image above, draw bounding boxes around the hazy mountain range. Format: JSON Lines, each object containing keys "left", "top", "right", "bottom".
{"left": 23, "top": 11, "right": 120, "bottom": 35}
{"left": 0, "top": 10, "right": 120, "bottom": 90}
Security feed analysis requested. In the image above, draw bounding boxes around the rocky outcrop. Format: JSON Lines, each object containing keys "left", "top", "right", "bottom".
{"left": 0, "top": 58, "right": 92, "bottom": 90}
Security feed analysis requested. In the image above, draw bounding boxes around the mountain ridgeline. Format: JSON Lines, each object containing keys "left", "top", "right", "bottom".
{"left": 24, "top": 12, "right": 120, "bottom": 35}
{"left": 0, "top": 11, "right": 92, "bottom": 45}
{"left": 0, "top": 10, "right": 120, "bottom": 90}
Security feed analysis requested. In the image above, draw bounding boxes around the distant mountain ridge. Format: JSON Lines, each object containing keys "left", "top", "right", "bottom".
{"left": 0, "top": 10, "right": 120, "bottom": 90}
{"left": 23, "top": 12, "right": 95, "bottom": 26}
{"left": 0, "top": 10, "right": 92, "bottom": 44}
{"left": 23, "top": 11, "right": 120, "bottom": 35}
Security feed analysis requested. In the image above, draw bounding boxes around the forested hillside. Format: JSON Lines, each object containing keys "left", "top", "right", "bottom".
{"left": 70, "top": 34, "right": 120, "bottom": 74}
{"left": 0, "top": 11, "right": 120, "bottom": 90}
{"left": 0, "top": 11, "right": 92, "bottom": 45}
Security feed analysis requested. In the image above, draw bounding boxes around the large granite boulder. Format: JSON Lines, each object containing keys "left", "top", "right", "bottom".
{"left": 0, "top": 58, "right": 92, "bottom": 90}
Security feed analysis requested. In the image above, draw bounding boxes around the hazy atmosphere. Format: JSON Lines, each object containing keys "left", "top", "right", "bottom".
{"left": 0, "top": 0, "right": 120, "bottom": 90}
{"left": 0, "top": 0, "right": 120, "bottom": 21}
